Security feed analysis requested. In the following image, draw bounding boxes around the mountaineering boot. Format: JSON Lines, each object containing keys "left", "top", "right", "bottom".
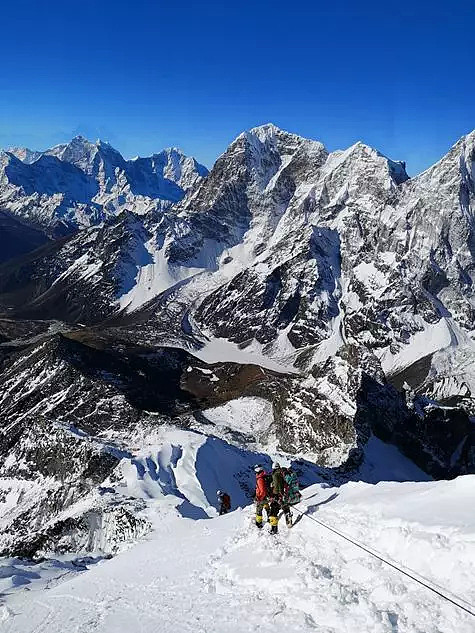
{"left": 256, "top": 520, "right": 263, "bottom": 529}
{"left": 270, "top": 525, "right": 278, "bottom": 535}
{"left": 286, "top": 512, "right": 293, "bottom": 528}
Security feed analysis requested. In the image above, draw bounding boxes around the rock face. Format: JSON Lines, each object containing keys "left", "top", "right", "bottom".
{"left": 0, "top": 412, "right": 151, "bottom": 559}
{"left": 0, "top": 329, "right": 201, "bottom": 558}
{"left": 1, "top": 123, "right": 474, "bottom": 557}
{"left": 0, "top": 211, "right": 157, "bottom": 323}
{"left": 0, "top": 136, "right": 208, "bottom": 238}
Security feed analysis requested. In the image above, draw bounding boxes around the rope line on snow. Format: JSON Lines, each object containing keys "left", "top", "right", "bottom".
{"left": 291, "top": 501, "right": 475, "bottom": 618}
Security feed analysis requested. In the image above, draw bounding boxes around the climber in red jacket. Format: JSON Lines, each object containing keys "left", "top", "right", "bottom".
{"left": 254, "top": 464, "right": 269, "bottom": 528}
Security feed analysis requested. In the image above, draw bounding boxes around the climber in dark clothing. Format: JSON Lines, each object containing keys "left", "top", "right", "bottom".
{"left": 268, "top": 496, "right": 281, "bottom": 534}
{"left": 217, "top": 490, "right": 231, "bottom": 515}
{"left": 269, "top": 462, "right": 288, "bottom": 533}
{"left": 271, "top": 462, "right": 286, "bottom": 497}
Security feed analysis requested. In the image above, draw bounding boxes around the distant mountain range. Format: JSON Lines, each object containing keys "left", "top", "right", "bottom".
{"left": 0, "top": 135, "right": 208, "bottom": 249}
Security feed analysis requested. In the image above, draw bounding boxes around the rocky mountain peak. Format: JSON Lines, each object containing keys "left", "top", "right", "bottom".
{"left": 454, "top": 128, "right": 475, "bottom": 155}
{"left": 0, "top": 149, "right": 18, "bottom": 168}
{"left": 0, "top": 136, "right": 208, "bottom": 236}
{"left": 240, "top": 122, "right": 323, "bottom": 159}
{"left": 247, "top": 122, "right": 292, "bottom": 143}
{"left": 152, "top": 147, "right": 208, "bottom": 189}
{"left": 45, "top": 135, "right": 127, "bottom": 175}
{"left": 324, "top": 141, "right": 409, "bottom": 188}
{"left": 399, "top": 130, "right": 475, "bottom": 223}
{"left": 202, "top": 123, "right": 327, "bottom": 200}
{"left": 412, "top": 129, "right": 475, "bottom": 183}
{"left": 48, "top": 134, "right": 95, "bottom": 155}
{"left": 5, "top": 146, "right": 43, "bottom": 164}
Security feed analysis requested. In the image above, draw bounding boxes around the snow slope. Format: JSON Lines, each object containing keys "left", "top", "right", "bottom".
{"left": 3, "top": 479, "right": 474, "bottom": 632}
{"left": 2, "top": 427, "right": 473, "bottom": 633}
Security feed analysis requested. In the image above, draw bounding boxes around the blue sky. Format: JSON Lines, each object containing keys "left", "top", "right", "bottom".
{"left": 0, "top": 0, "right": 473, "bottom": 175}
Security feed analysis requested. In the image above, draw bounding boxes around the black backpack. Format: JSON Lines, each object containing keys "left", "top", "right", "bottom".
{"left": 264, "top": 473, "right": 274, "bottom": 495}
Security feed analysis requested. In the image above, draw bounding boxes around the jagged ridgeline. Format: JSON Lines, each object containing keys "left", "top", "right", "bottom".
{"left": 0, "top": 124, "right": 474, "bottom": 557}
{"left": 0, "top": 136, "right": 208, "bottom": 247}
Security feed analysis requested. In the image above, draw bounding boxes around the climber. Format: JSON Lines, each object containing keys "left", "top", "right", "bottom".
{"left": 254, "top": 465, "right": 269, "bottom": 529}
{"left": 284, "top": 467, "right": 301, "bottom": 505}
{"left": 268, "top": 462, "right": 287, "bottom": 533}
{"left": 271, "top": 462, "right": 286, "bottom": 498}
{"left": 281, "top": 466, "right": 301, "bottom": 527}
{"left": 217, "top": 490, "right": 231, "bottom": 515}
{"left": 267, "top": 495, "right": 281, "bottom": 534}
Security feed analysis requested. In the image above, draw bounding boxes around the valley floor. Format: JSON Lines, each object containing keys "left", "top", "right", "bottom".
{"left": 2, "top": 474, "right": 475, "bottom": 633}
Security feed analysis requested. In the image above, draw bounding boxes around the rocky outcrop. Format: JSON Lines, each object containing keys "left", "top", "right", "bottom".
{"left": 0, "top": 417, "right": 130, "bottom": 558}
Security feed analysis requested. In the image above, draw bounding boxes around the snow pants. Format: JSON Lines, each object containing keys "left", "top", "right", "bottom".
{"left": 268, "top": 499, "right": 280, "bottom": 532}
{"left": 255, "top": 500, "right": 270, "bottom": 525}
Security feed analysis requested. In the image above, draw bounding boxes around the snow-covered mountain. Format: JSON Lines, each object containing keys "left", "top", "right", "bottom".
{"left": 0, "top": 136, "right": 208, "bottom": 237}
{"left": 6, "top": 146, "right": 43, "bottom": 163}
{"left": 0, "top": 123, "right": 474, "bottom": 590}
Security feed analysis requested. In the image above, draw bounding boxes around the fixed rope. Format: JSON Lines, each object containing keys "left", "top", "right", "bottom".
{"left": 291, "top": 500, "right": 475, "bottom": 618}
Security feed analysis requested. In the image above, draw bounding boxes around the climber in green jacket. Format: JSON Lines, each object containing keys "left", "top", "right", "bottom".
{"left": 272, "top": 462, "right": 286, "bottom": 497}
{"left": 269, "top": 462, "right": 287, "bottom": 532}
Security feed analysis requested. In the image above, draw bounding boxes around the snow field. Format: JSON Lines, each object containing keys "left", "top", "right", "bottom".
{"left": 5, "top": 477, "right": 474, "bottom": 632}
{"left": 1, "top": 425, "right": 474, "bottom": 632}
{"left": 202, "top": 397, "right": 274, "bottom": 439}
{"left": 0, "top": 555, "right": 105, "bottom": 616}
{"left": 377, "top": 318, "right": 453, "bottom": 376}
{"left": 201, "top": 480, "right": 475, "bottom": 633}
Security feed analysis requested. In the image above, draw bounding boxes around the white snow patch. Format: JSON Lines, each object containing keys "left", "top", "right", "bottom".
{"left": 118, "top": 238, "right": 204, "bottom": 312}
{"left": 203, "top": 397, "right": 273, "bottom": 437}
{"left": 192, "top": 337, "right": 299, "bottom": 374}
{"left": 377, "top": 317, "right": 453, "bottom": 375}
{"left": 353, "top": 261, "right": 388, "bottom": 298}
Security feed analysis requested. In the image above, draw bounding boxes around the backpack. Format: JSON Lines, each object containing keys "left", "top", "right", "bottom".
{"left": 264, "top": 473, "right": 274, "bottom": 496}
{"left": 284, "top": 470, "right": 301, "bottom": 504}
{"left": 221, "top": 493, "right": 231, "bottom": 509}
